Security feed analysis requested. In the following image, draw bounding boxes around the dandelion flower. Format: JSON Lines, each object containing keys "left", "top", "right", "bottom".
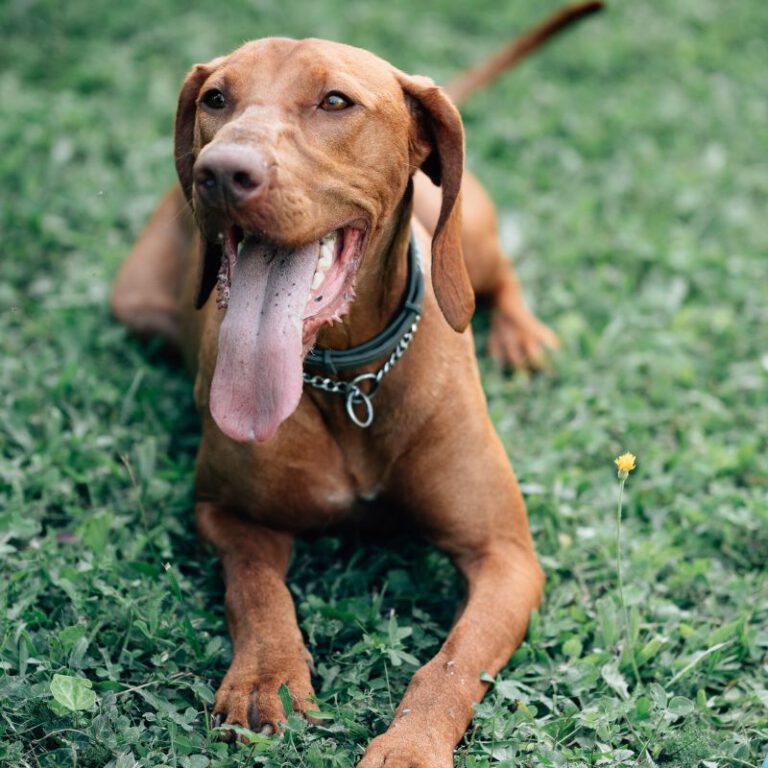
{"left": 615, "top": 452, "right": 636, "bottom": 479}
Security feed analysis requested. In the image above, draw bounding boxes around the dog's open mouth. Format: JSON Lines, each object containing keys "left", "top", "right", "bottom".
{"left": 210, "top": 224, "right": 365, "bottom": 443}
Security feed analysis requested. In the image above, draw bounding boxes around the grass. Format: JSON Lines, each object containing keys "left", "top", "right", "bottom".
{"left": 1, "top": 0, "right": 767, "bottom": 765}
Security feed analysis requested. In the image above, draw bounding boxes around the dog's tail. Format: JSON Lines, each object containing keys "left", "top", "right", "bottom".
{"left": 444, "top": 1, "right": 604, "bottom": 107}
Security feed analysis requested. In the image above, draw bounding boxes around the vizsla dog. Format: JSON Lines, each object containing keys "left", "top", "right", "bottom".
{"left": 113, "top": 4, "right": 600, "bottom": 764}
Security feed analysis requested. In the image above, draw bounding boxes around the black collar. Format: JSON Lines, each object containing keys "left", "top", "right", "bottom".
{"left": 303, "top": 232, "right": 425, "bottom": 375}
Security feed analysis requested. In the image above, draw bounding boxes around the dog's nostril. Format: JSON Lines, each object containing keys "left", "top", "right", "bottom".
{"left": 232, "top": 170, "right": 258, "bottom": 190}
{"left": 196, "top": 168, "right": 218, "bottom": 191}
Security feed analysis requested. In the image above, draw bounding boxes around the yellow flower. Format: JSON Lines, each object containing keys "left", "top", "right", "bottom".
{"left": 614, "top": 452, "right": 637, "bottom": 475}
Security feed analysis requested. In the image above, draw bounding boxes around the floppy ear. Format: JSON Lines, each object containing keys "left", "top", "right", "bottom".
{"left": 173, "top": 58, "right": 225, "bottom": 308}
{"left": 396, "top": 72, "right": 474, "bottom": 332}
{"left": 174, "top": 57, "right": 225, "bottom": 203}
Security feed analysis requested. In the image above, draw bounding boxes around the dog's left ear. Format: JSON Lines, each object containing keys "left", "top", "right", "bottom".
{"left": 396, "top": 72, "right": 474, "bottom": 332}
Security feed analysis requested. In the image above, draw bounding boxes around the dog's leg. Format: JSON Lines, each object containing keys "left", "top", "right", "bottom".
{"left": 413, "top": 171, "right": 559, "bottom": 370}
{"left": 459, "top": 173, "right": 559, "bottom": 371}
{"left": 486, "top": 257, "right": 561, "bottom": 371}
{"left": 112, "top": 185, "right": 193, "bottom": 345}
{"left": 359, "top": 433, "right": 544, "bottom": 768}
{"left": 196, "top": 502, "right": 316, "bottom": 738}
{"left": 359, "top": 548, "right": 543, "bottom": 767}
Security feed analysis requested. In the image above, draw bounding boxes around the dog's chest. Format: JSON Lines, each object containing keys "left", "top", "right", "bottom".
{"left": 197, "top": 425, "right": 387, "bottom": 529}
{"left": 238, "top": 465, "right": 385, "bottom": 529}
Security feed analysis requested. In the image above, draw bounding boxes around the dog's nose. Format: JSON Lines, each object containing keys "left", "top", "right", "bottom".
{"left": 193, "top": 145, "right": 268, "bottom": 206}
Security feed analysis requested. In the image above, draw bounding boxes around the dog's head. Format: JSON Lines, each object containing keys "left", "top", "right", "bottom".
{"left": 174, "top": 38, "right": 473, "bottom": 442}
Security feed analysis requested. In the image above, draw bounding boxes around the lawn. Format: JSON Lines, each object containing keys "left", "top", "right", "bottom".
{"left": 1, "top": 0, "right": 767, "bottom": 766}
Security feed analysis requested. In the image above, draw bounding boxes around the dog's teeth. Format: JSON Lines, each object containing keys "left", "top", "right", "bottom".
{"left": 311, "top": 271, "right": 325, "bottom": 291}
{"left": 237, "top": 240, "right": 244, "bottom": 257}
{"left": 318, "top": 245, "right": 333, "bottom": 272}
{"left": 320, "top": 231, "right": 337, "bottom": 246}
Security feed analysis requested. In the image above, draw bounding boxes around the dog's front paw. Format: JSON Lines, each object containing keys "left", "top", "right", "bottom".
{"left": 210, "top": 661, "right": 316, "bottom": 742}
{"left": 488, "top": 304, "right": 560, "bottom": 372}
{"left": 357, "top": 732, "right": 454, "bottom": 768}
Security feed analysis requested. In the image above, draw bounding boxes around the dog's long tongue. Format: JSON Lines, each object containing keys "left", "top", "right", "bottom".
{"left": 210, "top": 239, "right": 319, "bottom": 442}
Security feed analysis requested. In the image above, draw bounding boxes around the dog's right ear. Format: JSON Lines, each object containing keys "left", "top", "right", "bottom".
{"left": 174, "top": 58, "right": 225, "bottom": 203}
{"left": 174, "top": 59, "right": 226, "bottom": 309}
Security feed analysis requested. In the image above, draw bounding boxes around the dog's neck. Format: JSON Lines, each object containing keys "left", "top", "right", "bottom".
{"left": 314, "top": 185, "right": 414, "bottom": 356}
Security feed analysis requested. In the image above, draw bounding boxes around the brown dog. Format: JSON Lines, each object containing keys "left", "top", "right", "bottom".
{"left": 113, "top": 5, "right": 599, "bottom": 765}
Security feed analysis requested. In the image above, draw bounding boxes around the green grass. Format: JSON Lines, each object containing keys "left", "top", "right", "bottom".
{"left": 2, "top": 0, "right": 767, "bottom": 765}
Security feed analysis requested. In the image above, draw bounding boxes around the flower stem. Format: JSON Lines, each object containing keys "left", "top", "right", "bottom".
{"left": 616, "top": 476, "right": 641, "bottom": 685}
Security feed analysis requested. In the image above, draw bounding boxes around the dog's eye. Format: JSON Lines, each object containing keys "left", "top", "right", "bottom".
{"left": 319, "top": 91, "right": 353, "bottom": 112}
{"left": 201, "top": 89, "right": 227, "bottom": 110}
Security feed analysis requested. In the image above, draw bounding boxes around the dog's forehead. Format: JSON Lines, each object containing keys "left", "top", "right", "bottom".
{"left": 218, "top": 37, "right": 401, "bottom": 101}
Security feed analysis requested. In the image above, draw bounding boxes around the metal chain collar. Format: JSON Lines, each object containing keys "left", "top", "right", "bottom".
{"left": 302, "top": 315, "right": 421, "bottom": 428}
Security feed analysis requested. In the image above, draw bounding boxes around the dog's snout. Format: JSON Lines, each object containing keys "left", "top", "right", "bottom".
{"left": 194, "top": 145, "right": 269, "bottom": 206}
